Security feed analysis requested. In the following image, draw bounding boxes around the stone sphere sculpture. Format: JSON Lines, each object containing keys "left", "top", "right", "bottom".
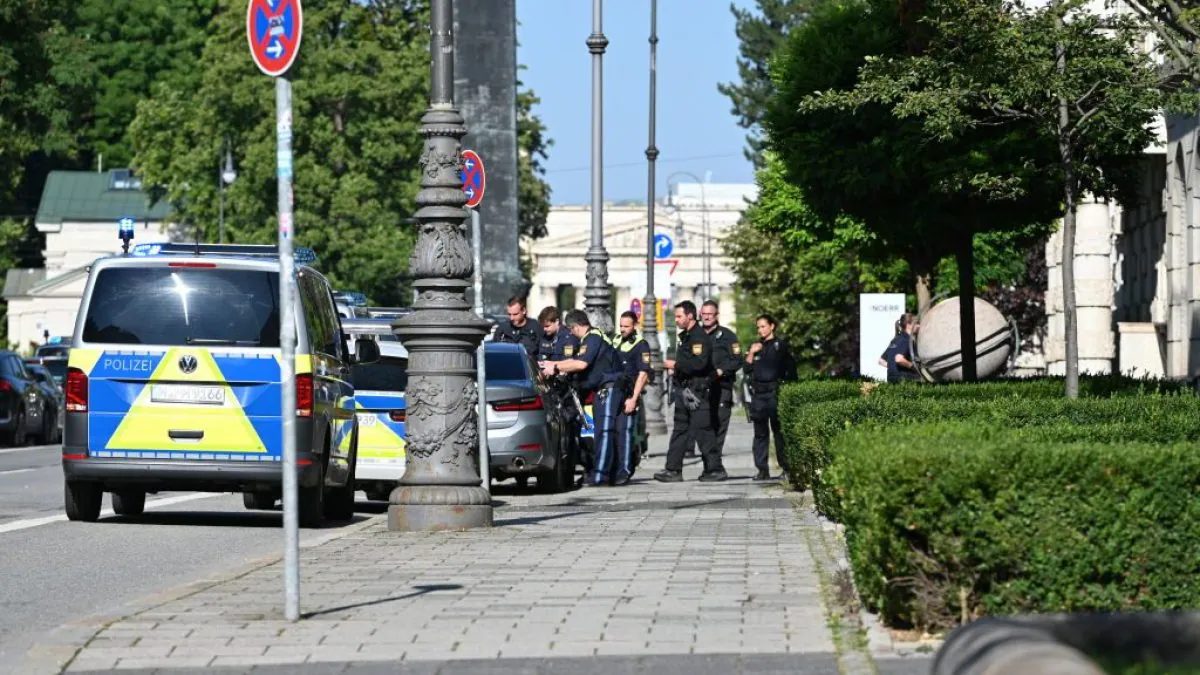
{"left": 913, "top": 296, "right": 1014, "bottom": 382}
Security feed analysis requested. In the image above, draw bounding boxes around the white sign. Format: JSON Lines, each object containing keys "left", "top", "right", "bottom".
{"left": 628, "top": 261, "right": 674, "bottom": 302}
{"left": 859, "top": 293, "right": 907, "bottom": 381}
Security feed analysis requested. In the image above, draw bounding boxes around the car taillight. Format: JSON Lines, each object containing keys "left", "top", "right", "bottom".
{"left": 66, "top": 367, "right": 88, "bottom": 412}
{"left": 389, "top": 410, "right": 406, "bottom": 422}
{"left": 0, "top": 380, "right": 11, "bottom": 392}
{"left": 296, "top": 374, "right": 313, "bottom": 417}
{"left": 491, "top": 395, "right": 543, "bottom": 412}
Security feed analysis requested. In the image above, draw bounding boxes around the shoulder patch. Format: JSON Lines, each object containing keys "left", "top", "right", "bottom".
{"left": 691, "top": 343, "right": 703, "bottom": 356}
{"left": 578, "top": 344, "right": 588, "bottom": 355}
{"left": 732, "top": 343, "right": 741, "bottom": 355}
{"left": 564, "top": 345, "right": 574, "bottom": 356}
{"left": 641, "top": 351, "right": 651, "bottom": 364}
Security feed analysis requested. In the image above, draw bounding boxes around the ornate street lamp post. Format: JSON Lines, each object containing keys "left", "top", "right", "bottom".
{"left": 583, "top": 0, "right": 613, "bottom": 333}
{"left": 389, "top": 0, "right": 492, "bottom": 532}
{"left": 642, "top": 0, "right": 667, "bottom": 435}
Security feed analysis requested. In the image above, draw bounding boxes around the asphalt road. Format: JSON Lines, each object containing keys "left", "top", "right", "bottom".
{"left": 0, "top": 443, "right": 375, "bottom": 673}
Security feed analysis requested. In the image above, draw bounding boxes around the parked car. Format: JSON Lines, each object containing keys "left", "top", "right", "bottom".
{"left": 24, "top": 363, "right": 63, "bottom": 443}
{"left": 26, "top": 355, "right": 67, "bottom": 386}
{"left": 342, "top": 319, "right": 408, "bottom": 502}
{"left": 0, "top": 351, "right": 50, "bottom": 446}
{"left": 484, "top": 342, "right": 574, "bottom": 492}
{"left": 35, "top": 344, "right": 70, "bottom": 359}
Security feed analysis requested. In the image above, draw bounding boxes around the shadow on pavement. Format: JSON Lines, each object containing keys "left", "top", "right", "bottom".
{"left": 104, "top": 511, "right": 370, "bottom": 529}
{"left": 302, "top": 583, "right": 464, "bottom": 619}
{"left": 494, "top": 511, "right": 589, "bottom": 527}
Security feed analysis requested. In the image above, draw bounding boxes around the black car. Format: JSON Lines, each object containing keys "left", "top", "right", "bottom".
{"left": 26, "top": 355, "right": 67, "bottom": 386}
{"left": 0, "top": 351, "right": 50, "bottom": 446}
{"left": 25, "top": 362, "right": 63, "bottom": 444}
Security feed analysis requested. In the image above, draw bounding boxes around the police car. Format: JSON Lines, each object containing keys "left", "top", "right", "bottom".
{"left": 62, "top": 243, "right": 379, "bottom": 528}
{"left": 342, "top": 319, "right": 408, "bottom": 502}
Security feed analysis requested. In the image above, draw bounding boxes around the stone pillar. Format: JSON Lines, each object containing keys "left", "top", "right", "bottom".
{"left": 1044, "top": 196, "right": 1117, "bottom": 375}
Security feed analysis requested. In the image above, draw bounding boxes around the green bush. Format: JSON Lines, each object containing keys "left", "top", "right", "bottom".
{"left": 794, "top": 395, "right": 1200, "bottom": 520}
{"left": 831, "top": 426, "right": 1200, "bottom": 630}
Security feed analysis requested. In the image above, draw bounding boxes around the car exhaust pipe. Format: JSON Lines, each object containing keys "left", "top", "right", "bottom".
{"left": 512, "top": 457, "right": 526, "bottom": 470}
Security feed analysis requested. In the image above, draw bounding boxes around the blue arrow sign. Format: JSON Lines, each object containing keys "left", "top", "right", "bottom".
{"left": 654, "top": 233, "right": 673, "bottom": 259}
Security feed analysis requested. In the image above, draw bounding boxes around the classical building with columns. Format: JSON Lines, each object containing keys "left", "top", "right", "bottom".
{"left": 526, "top": 183, "right": 757, "bottom": 339}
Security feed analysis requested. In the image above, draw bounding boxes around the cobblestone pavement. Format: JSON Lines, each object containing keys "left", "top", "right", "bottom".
{"left": 34, "top": 417, "right": 916, "bottom": 674}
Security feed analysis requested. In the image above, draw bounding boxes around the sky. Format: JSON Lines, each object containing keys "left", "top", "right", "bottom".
{"left": 516, "top": 0, "right": 756, "bottom": 205}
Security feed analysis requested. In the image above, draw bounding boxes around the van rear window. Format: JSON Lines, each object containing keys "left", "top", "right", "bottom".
{"left": 82, "top": 267, "right": 281, "bottom": 347}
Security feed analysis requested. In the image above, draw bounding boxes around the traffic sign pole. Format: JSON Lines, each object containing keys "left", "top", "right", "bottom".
{"left": 462, "top": 149, "right": 489, "bottom": 492}
{"left": 249, "top": 0, "right": 303, "bottom": 624}
{"left": 276, "top": 76, "right": 300, "bottom": 624}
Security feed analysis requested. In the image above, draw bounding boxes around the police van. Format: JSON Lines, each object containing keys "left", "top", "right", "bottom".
{"left": 62, "top": 243, "right": 379, "bottom": 528}
{"left": 341, "top": 318, "right": 408, "bottom": 502}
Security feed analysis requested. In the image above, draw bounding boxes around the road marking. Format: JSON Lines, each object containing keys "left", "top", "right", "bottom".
{"left": 0, "top": 468, "right": 36, "bottom": 477}
{"left": 0, "top": 444, "right": 59, "bottom": 456}
{"left": 0, "top": 493, "right": 219, "bottom": 535}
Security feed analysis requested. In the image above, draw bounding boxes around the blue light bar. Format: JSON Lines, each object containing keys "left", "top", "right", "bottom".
{"left": 127, "top": 242, "right": 318, "bottom": 264}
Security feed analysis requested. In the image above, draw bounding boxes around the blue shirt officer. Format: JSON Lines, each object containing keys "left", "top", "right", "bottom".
{"left": 609, "top": 311, "right": 653, "bottom": 485}
{"left": 541, "top": 310, "right": 622, "bottom": 487}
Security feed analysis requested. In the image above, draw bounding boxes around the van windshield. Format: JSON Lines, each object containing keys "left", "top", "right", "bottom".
{"left": 82, "top": 267, "right": 281, "bottom": 347}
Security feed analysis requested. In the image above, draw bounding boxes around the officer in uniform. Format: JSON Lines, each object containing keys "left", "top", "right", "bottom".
{"left": 746, "top": 313, "right": 796, "bottom": 480}
{"left": 537, "top": 306, "right": 583, "bottom": 484}
{"left": 492, "top": 296, "right": 541, "bottom": 359}
{"left": 654, "top": 300, "right": 725, "bottom": 483}
{"left": 699, "top": 300, "right": 742, "bottom": 460}
{"left": 542, "top": 310, "right": 623, "bottom": 487}
{"left": 611, "top": 311, "right": 652, "bottom": 485}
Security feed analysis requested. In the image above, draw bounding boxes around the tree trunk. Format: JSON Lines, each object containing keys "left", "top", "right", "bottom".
{"left": 1056, "top": 20, "right": 1079, "bottom": 399}
{"left": 956, "top": 229, "right": 977, "bottom": 382}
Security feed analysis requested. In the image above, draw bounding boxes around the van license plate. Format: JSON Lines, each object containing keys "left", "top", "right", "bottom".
{"left": 151, "top": 385, "right": 225, "bottom": 405}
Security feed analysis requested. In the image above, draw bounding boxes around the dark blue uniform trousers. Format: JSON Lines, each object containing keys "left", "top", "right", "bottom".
{"left": 587, "top": 386, "right": 622, "bottom": 485}
{"left": 613, "top": 406, "right": 638, "bottom": 482}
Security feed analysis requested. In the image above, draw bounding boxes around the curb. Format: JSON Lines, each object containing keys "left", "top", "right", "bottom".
{"left": 23, "top": 511, "right": 386, "bottom": 675}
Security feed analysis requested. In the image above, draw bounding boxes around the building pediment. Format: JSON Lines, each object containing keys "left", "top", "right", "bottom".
{"left": 26, "top": 267, "right": 89, "bottom": 297}
{"left": 531, "top": 213, "right": 728, "bottom": 256}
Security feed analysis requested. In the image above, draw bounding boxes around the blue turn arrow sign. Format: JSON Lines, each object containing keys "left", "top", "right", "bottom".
{"left": 654, "top": 233, "right": 673, "bottom": 259}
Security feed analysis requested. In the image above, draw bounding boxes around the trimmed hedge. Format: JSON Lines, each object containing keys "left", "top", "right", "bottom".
{"left": 780, "top": 381, "right": 1200, "bottom": 520}
{"left": 830, "top": 425, "right": 1200, "bottom": 631}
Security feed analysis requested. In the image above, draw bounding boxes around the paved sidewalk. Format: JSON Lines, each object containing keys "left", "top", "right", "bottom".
{"left": 44, "top": 418, "right": 852, "bottom": 674}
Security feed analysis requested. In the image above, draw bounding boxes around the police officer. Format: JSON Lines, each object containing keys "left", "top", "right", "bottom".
{"left": 492, "top": 296, "right": 541, "bottom": 359}
{"left": 537, "top": 306, "right": 584, "bottom": 484}
{"left": 611, "top": 311, "right": 652, "bottom": 485}
{"left": 746, "top": 313, "right": 795, "bottom": 480}
{"left": 654, "top": 300, "right": 725, "bottom": 483}
{"left": 699, "top": 300, "right": 742, "bottom": 460}
{"left": 541, "top": 310, "right": 622, "bottom": 487}
{"left": 879, "top": 313, "right": 921, "bottom": 383}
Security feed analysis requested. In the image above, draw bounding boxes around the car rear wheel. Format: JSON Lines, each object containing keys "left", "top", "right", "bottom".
{"left": 4, "top": 409, "right": 26, "bottom": 447}
{"left": 299, "top": 458, "right": 326, "bottom": 529}
{"left": 65, "top": 480, "right": 102, "bottom": 522}
{"left": 112, "top": 490, "right": 146, "bottom": 516}
{"left": 243, "top": 492, "right": 276, "bottom": 510}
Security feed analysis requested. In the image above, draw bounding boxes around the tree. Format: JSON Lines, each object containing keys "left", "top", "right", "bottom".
{"left": 130, "top": 0, "right": 430, "bottom": 306}
{"left": 1120, "top": 0, "right": 1200, "bottom": 82}
{"left": 76, "top": 0, "right": 219, "bottom": 169}
{"left": 0, "top": 0, "right": 95, "bottom": 216}
{"left": 768, "top": 0, "right": 1061, "bottom": 381}
{"left": 812, "top": 0, "right": 1180, "bottom": 396}
{"left": 727, "top": 153, "right": 908, "bottom": 375}
{"left": 718, "top": 0, "right": 820, "bottom": 167}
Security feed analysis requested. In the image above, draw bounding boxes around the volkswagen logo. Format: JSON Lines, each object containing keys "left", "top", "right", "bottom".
{"left": 178, "top": 355, "right": 198, "bottom": 374}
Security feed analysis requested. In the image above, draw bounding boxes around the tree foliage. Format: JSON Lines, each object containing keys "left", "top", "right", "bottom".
{"left": 806, "top": 0, "right": 1183, "bottom": 394}
{"left": 728, "top": 154, "right": 908, "bottom": 375}
{"left": 517, "top": 70, "right": 552, "bottom": 242}
{"left": 718, "top": 0, "right": 820, "bottom": 167}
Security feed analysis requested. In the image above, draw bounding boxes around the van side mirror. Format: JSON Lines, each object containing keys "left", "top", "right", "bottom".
{"left": 355, "top": 338, "right": 380, "bottom": 364}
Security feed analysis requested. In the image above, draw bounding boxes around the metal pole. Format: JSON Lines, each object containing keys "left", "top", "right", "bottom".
{"left": 389, "top": 0, "right": 492, "bottom": 532}
{"left": 583, "top": 0, "right": 613, "bottom": 333}
{"left": 275, "top": 76, "right": 299, "bottom": 622}
{"left": 472, "top": 208, "right": 490, "bottom": 491}
{"left": 642, "top": 0, "right": 667, "bottom": 436}
{"left": 218, "top": 153, "right": 225, "bottom": 245}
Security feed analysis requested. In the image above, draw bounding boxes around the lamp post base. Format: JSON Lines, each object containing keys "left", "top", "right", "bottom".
{"left": 387, "top": 485, "right": 493, "bottom": 532}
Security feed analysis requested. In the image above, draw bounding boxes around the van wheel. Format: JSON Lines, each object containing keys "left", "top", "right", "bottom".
{"left": 112, "top": 490, "right": 146, "bottom": 516}
{"left": 65, "top": 480, "right": 102, "bottom": 522}
{"left": 299, "top": 462, "right": 326, "bottom": 529}
{"left": 243, "top": 492, "right": 276, "bottom": 510}
{"left": 324, "top": 470, "right": 356, "bottom": 521}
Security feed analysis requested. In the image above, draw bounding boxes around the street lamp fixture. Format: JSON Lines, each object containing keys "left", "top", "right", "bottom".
{"left": 666, "top": 171, "right": 710, "bottom": 300}
{"left": 388, "top": 0, "right": 492, "bottom": 532}
{"left": 219, "top": 137, "right": 237, "bottom": 244}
